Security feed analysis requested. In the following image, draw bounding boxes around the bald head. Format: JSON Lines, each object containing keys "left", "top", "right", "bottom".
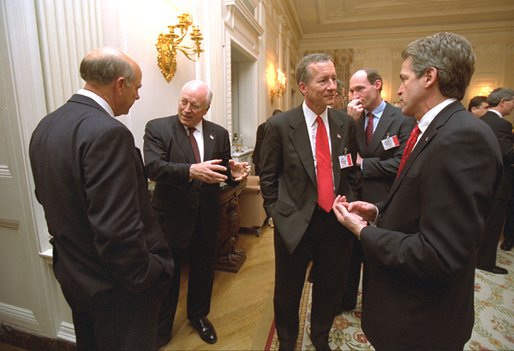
{"left": 80, "top": 47, "right": 139, "bottom": 86}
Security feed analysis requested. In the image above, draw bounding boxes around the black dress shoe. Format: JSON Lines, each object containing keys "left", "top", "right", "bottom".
{"left": 501, "top": 239, "right": 513, "bottom": 251}
{"left": 189, "top": 317, "right": 217, "bottom": 344}
{"left": 477, "top": 265, "right": 508, "bottom": 274}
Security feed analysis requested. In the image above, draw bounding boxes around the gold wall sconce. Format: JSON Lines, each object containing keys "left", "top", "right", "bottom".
{"left": 270, "top": 68, "right": 286, "bottom": 104}
{"left": 156, "top": 13, "right": 204, "bottom": 82}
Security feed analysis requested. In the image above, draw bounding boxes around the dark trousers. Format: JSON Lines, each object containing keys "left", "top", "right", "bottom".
{"left": 477, "top": 197, "right": 508, "bottom": 267}
{"left": 72, "top": 288, "right": 162, "bottom": 351}
{"left": 156, "top": 218, "right": 218, "bottom": 347}
{"left": 340, "top": 237, "right": 362, "bottom": 310}
{"left": 273, "top": 209, "right": 353, "bottom": 351}
{"left": 504, "top": 192, "right": 514, "bottom": 242}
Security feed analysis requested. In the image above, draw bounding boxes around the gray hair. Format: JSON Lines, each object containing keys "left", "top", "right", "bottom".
{"left": 487, "top": 87, "right": 514, "bottom": 107}
{"left": 295, "top": 53, "right": 333, "bottom": 85}
{"left": 80, "top": 47, "right": 135, "bottom": 86}
{"left": 182, "top": 80, "right": 213, "bottom": 106}
{"left": 401, "top": 32, "right": 475, "bottom": 100}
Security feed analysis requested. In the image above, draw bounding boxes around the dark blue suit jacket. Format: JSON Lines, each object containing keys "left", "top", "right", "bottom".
{"left": 356, "top": 102, "right": 415, "bottom": 202}
{"left": 259, "top": 105, "right": 360, "bottom": 253}
{"left": 360, "top": 101, "right": 502, "bottom": 350}
{"left": 143, "top": 115, "right": 234, "bottom": 249}
{"left": 30, "top": 94, "right": 174, "bottom": 310}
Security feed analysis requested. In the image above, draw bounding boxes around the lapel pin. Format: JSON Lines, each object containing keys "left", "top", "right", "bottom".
{"left": 210, "top": 134, "right": 214, "bottom": 140}
{"left": 337, "top": 133, "right": 341, "bottom": 139}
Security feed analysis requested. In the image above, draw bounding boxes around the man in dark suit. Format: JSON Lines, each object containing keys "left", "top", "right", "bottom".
{"left": 477, "top": 87, "right": 514, "bottom": 272}
{"left": 29, "top": 47, "right": 175, "bottom": 351}
{"left": 260, "top": 53, "right": 360, "bottom": 351}
{"left": 333, "top": 32, "right": 502, "bottom": 350}
{"left": 252, "top": 109, "right": 282, "bottom": 176}
{"left": 501, "top": 165, "right": 514, "bottom": 251}
{"left": 143, "top": 80, "right": 250, "bottom": 347}
{"left": 340, "top": 68, "right": 414, "bottom": 311}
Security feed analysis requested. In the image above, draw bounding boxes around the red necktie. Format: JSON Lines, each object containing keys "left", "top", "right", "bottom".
{"left": 365, "top": 112, "right": 374, "bottom": 145}
{"left": 396, "top": 125, "right": 421, "bottom": 178}
{"left": 188, "top": 127, "right": 201, "bottom": 163}
{"left": 315, "top": 116, "right": 334, "bottom": 212}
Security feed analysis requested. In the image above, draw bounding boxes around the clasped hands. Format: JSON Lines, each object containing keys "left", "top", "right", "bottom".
{"left": 332, "top": 195, "right": 378, "bottom": 239}
{"left": 189, "top": 159, "right": 250, "bottom": 184}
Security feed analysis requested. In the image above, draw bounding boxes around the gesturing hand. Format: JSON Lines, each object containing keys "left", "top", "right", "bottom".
{"left": 229, "top": 159, "right": 251, "bottom": 181}
{"left": 332, "top": 195, "right": 378, "bottom": 239}
{"left": 189, "top": 159, "right": 228, "bottom": 184}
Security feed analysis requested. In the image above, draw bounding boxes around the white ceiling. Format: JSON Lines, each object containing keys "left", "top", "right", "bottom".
{"left": 286, "top": 0, "right": 514, "bottom": 38}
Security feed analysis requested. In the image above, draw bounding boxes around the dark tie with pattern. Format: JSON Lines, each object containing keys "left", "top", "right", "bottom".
{"left": 188, "top": 127, "right": 201, "bottom": 163}
{"left": 365, "top": 111, "right": 374, "bottom": 145}
{"left": 315, "top": 116, "right": 334, "bottom": 212}
{"left": 396, "top": 125, "right": 421, "bottom": 178}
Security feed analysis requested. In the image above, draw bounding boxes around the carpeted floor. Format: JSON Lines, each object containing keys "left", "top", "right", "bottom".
{"left": 267, "top": 246, "right": 514, "bottom": 350}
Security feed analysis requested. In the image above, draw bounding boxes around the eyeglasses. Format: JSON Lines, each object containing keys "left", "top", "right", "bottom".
{"left": 178, "top": 98, "right": 203, "bottom": 112}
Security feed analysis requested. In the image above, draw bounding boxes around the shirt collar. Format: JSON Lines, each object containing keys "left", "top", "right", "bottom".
{"left": 303, "top": 101, "right": 328, "bottom": 127}
{"left": 77, "top": 89, "right": 114, "bottom": 117}
{"left": 417, "top": 98, "right": 457, "bottom": 134}
{"left": 182, "top": 120, "right": 204, "bottom": 134}
{"left": 366, "top": 99, "right": 386, "bottom": 119}
{"left": 487, "top": 109, "right": 503, "bottom": 118}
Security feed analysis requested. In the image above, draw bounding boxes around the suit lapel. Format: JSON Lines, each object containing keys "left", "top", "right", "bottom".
{"left": 289, "top": 107, "right": 317, "bottom": 188}
{"left": 202, "top": 121, "right": 216, "bottom": 161}
{"left": 356, "top": 113, "right": 367, "bottom": 154}
{"left": 328, "top": 110, "right": 347, "bottom": 190}
{"left": 368, "top": 106, "right": 395, "bottom": 153}
{"left": 383, "top": 101, "right": 463, "bottom": 210}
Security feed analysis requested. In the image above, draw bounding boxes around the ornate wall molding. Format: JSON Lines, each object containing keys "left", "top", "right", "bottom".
{"left": 35, "top": 0, "right": 102, "bottom": 112}
{"left": 0, "top": 219, "right": 19, "bottom": 230}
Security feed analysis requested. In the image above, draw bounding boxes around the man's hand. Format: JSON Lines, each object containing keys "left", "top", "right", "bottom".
{"left": 332, "top": 195, "right": 378, "bottom": 239}
{"left": 229, "top": 159, "right": 251, "bottom": 181}
{"left": 346, "top": 99, "right": 364, "bottom": 120}
{"left": 189, "top": 159, "right": 228, "bottom": 184}
{"left": 356, "top": 153, "right": 363, "bottom": 167}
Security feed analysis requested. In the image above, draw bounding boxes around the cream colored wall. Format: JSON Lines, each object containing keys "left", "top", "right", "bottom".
{"left": 299, "top": 29, "right": 514, "bottom": 122}
{"left": 1, "top": 0, "right": 512, "bottom": 344}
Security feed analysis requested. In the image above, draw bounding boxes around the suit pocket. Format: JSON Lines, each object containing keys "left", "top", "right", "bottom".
{"left": 273, "top": 200, "right": 294, "bottom": 217}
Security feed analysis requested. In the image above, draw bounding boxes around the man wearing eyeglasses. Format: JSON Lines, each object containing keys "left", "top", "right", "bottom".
{"left": 143, "top": 80, "right": 250, "bottom": 348}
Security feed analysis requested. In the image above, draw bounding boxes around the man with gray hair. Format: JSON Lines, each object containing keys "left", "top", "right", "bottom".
{"left": 333, "top": 32, "right": 502, "bottom": 350}
{"left": 477, "top": 87, "right": 514, "bottom": 273}
{"left": 30, "top": 47, "right": 175, "bottom": 351}
{"left": 260, "top": 53, "right": 359, "bottom": 350}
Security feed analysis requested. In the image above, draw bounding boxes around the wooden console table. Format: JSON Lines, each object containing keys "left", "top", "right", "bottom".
{"left": 215, "top": 180, "right": 246, "bottom": 273}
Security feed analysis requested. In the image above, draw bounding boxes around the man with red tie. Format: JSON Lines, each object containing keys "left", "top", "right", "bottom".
{"left": 333, "top": 32, "right": 502, "bottom": 350}
{"left": 260, "top": 53, "right": 360, "bottom": 350}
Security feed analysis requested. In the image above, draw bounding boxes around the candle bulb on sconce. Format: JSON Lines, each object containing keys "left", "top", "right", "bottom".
{"left": 156, "top": 13, "right": 204, "bottom": 82}
{"left": 270, "top": 68, "right": 286, "bottom": 104}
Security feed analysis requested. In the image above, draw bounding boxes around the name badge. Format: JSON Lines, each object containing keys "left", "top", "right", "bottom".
{"left": 381, "top": 134, "right": 400, "bottom": 150}
{"left": 339, "top": 153, "right": 353, "bottom": 169}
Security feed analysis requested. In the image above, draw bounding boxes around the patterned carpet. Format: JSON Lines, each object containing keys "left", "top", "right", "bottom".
{"left": 267, "top": 246, "right": 514, "bottom": 350}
